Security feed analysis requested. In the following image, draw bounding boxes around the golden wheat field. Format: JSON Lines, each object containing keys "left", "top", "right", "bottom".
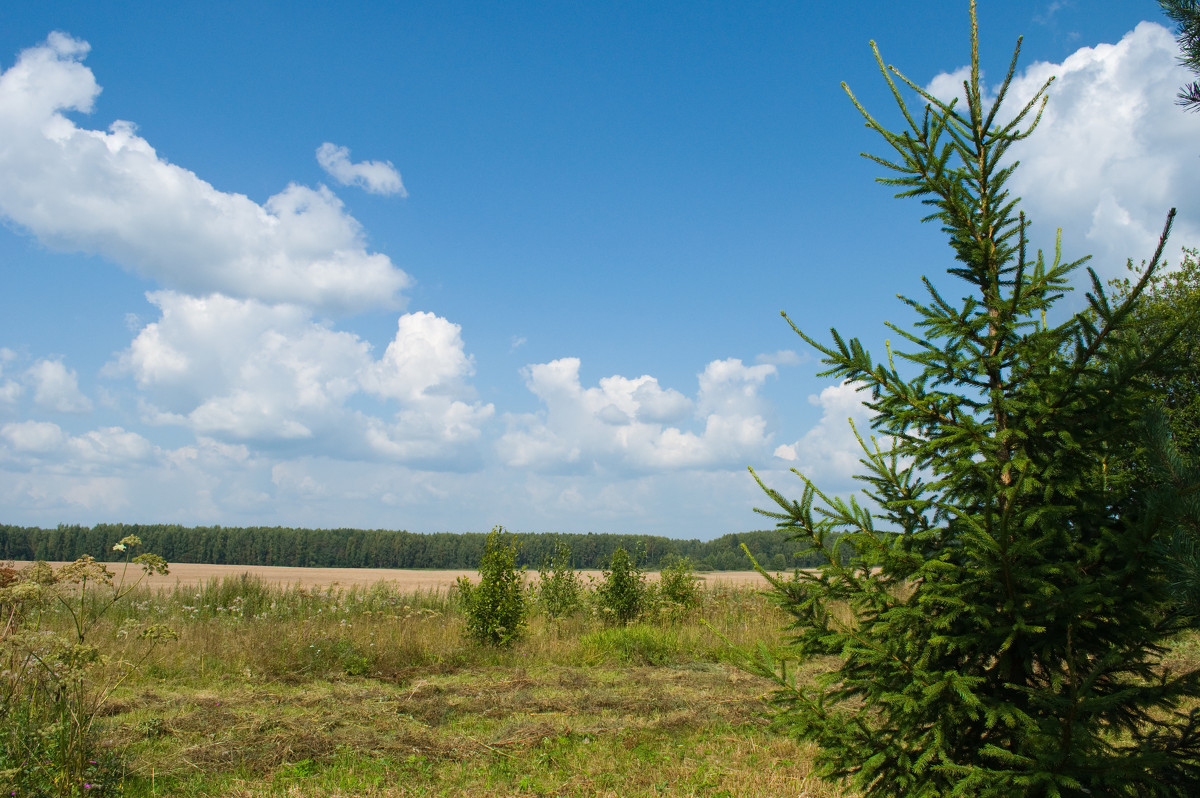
{"left": 6, "top": 561, "right": 772, "bottom": 589}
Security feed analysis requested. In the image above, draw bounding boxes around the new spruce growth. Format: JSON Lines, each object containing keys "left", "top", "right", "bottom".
{"left": 749, "top": 4, "right": 1200, "bottom": 795}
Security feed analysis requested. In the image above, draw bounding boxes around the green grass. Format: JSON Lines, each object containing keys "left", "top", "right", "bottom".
{"left": 11, "top": 568, "right": 1200, "bottom": 796}
{"left": 4, "top": 571, "right": 847, "bottom": 797}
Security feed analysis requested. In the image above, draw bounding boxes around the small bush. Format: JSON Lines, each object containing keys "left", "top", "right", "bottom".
{"left": 658, "top": 557, "right": 702, "bottom": 611}
{"left": 456, "top": 526, "right": 527, "bottom": 646}
{"left": 537, "top": 542, "right": 583, "bottom": 619}
{"left": 596, "top": 547, "right": 645, "bottom": 625}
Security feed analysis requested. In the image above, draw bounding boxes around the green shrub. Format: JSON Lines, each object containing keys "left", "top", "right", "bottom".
{"left": 456, "top": 526, "right": 527, "bottom": 647}
{"left": 596, "top": 547, "right": 645, "bottom": 625}
{"left": 658, "top": 557, "right": 702, "bottom": 611}
{"left": 536, "top": 542, "right": 583, "bottom": 619}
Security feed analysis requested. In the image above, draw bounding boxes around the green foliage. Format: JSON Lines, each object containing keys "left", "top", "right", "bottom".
{"left": 0, "top": 523, "right": 823, "bottom": 573}
{"left": 578, "top": 625, "right": 678, "bottom": 666}
{"left": 536, "top": 542, "right": 584, "bottom": 619}
{"left": 658, "top": 557, "right": 702, "bottom": 611}
{"left": 750, "top": 4, "right": 1200, "bottom": 795}
{"left": 1109, "top": 249, "right": 1200, "bottom": 617}
{"left": 596, "top": 547, "right": 646, "bottom": 625}
{"left": 1141, "top": 409, "right": 1200, "bottom": 618}
{"left": 1160, "top": 0, "right": 1200, "bottom": 110}
{"left": 0, "top": 537, "right": 175, "bottom": 796}
{"left": 1111, "top": 248, "right": 1200, "bottom": 459}
{"left": 456, "top": 526, "right": 528, "bottom": 647}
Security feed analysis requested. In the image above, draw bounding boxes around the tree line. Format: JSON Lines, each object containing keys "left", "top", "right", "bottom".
{"left": 0, "top": 523, "right": 828, "bottom": 572}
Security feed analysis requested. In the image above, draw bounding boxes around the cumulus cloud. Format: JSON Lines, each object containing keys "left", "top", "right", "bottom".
{"left": 500, "top": 357, "right": 774, "bottom": 473}
{"left": 0, "top": 382, "right": 20, "bottom": 406}
{"left": 112, "top": 292, "right": 492, "bottom": 463}
{"left": 0, "top": 428, "right": 268, "bottom": 517}
{"left": 0, "top": 33, "right": 411, "bottom": 313}
{"left": 1, "top": 420, "right": 68, "bottom": 454}
{"left": 26, "top": 358, "right": 92, "bottom": 413}
{"left": 925, "top": 65, "right": 979, "bottom": 110}
{"left": 773, "top": 381, "right": 877, "bottom": 487}
{"left": 0, "top": 420, "right": 153, "bottom": 467}
{"left": 68, "top": 426, "right": 155, "bottom": 464}
{"left": 316, "top": 143, "right": 407, "bottom": 196}
{"left": 927, "top": 22, "right": 1200, "bottom": 280}
{"left": 361, "top": 312, "right": 477, "bottom": 403}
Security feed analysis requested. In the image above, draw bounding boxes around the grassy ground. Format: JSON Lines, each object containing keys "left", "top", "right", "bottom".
{"left": 4, "top": 570, "right": 847, "bottom": 797}
{"left": 109, "top": 662, "right": 833, "bottom": 797}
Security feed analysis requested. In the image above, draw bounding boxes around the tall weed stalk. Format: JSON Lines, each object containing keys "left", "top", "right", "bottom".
{"left": 0, "top": 538, "right": 175, "bottom": 796}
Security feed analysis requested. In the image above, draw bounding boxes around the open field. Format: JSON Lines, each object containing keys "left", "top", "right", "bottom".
{"left": 4, "top": 561, "right": 774, "bottom": 590}
{"left": 6, "top": 558, "right": 1200, "bottom": 795}
{"left": 1, "top": 561, "right": 840, "bottom": 797}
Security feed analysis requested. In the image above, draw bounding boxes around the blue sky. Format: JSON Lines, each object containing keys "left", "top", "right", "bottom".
{"left": 1, "top": 1, "right": 1197, "bottom": 538}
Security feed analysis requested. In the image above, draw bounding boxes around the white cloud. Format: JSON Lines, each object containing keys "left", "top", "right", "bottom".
{"left": 773, "top": 381, "right": 877, "bottom": 487}
{"left": 924, "top": 66, "right": 979, "bottom": 111}
{"left": 0, "top": 349, "right": 21, "bottom": 406}
{"left": 0, "top": 429, "right": 267, "bottom": 517}
{"left": 0, "top": 381, "right": 20, "bottom": 406}
{"left": 1, "top": 419, "right": 156, "bottom": 466}
{"left": 0, "top": 472, "right": 135, "bottom": 515}
{"left": 361, "top": 312, "right": 476, "bottom": 402}
{"left": 112, "top": 292, "right": 492, "bottom": 463}
{"left": 927, "top": 22, "right": 1200, "bottom": 280}
{"left": 755, "top": 349, "right": 805, "bottom": 367}
{"left": 316, "top": 143, "right": 407, "bottom": 196}
{"left": 67, "top": 426, "right": 155, "bottom": 464}
{"left": 0, "top": 33, "right": 411, "bottom": 313}
{"left": 26, "top": 359, "right": 92, "bottom": 413}
{"left": 2, "top": 420, "right": 68, "bottom": 454}
{"left": 500, "top": 357, "right": 774, "bottom": 473}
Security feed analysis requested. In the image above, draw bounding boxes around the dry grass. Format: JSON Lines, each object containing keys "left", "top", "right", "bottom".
{"left": 107, "top": 663, "right": 842, "bottom": 797}
{"left": 14, "top": 560, "right": 1200, "bottom": 797}
{"left": 11, "top": 574, "right": 849, "bottom": 797}
{"left": 4, "top": 562, "right": 775, "bottom": 590}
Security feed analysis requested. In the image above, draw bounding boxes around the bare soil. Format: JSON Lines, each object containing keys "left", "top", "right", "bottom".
{"left": 5, "top": 561, "right": 771, "bottom": 590}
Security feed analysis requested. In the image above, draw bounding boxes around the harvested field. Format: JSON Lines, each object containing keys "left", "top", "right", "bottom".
{"left": 3, "top": 561, "right": 772, "bottom": 590}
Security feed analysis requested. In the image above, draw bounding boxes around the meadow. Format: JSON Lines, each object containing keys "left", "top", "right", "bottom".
{"left": 1, "top": 559, "right": 843, "bottom": 797}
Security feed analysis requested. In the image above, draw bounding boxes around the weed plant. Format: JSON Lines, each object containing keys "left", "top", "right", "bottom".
{"left": 0, "top": 539, "right": 174, "bottom": 797}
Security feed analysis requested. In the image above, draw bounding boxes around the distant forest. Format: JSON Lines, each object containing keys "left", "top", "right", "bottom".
{"left": 0, "top": 523, "right": 828, "bottom": 572}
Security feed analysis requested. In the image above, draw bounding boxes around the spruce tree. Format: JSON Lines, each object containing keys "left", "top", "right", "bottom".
{"left": 748, "top": 4, "right": 1200, "bottom": 795}
{"left": 1160, "top": 0, "right": 1200, "bottom": 111}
